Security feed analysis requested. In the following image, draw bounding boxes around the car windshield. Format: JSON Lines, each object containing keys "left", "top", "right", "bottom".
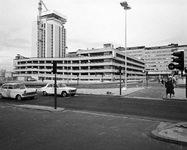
{"left": 46, "top": 84, "right": 53, "bottom": 87}
{"left": 1, "top": 85, "right": 8, "bottom": 89}
{"left": 14, "top": 84, "right": 26, "bottom": 89}
{"left": 58, "top": 83, "right": 67, "bottom": 87}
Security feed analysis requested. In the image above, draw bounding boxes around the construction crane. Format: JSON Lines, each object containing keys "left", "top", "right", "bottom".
{"left": 37, "top": 0, "right": 48, "bottom": 57}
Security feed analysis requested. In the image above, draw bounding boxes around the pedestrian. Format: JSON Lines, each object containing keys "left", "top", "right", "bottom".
{"left": 161, "top": 78, "right": 164, "bottom": 84}
{"left": 172, "top": 76, "right": 176, "bottom": 88}
{"left": 158, "top": 76, "right": 160, "bottom": 84}
{"left": 165, "top": 76, "right": 174, "bottom": 98}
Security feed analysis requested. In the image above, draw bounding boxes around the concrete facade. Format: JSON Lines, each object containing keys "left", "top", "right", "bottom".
{"left": 117, "top": 44, "right": 187, "bottom": 76}
{"left": 13, "top": 44, "right": 145, "bottom": 83}
{"left": 32, "top": 10, "right": 67, "bottom": 58}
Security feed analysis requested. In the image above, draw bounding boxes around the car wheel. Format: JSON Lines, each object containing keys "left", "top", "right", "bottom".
{"left": 0, "top": 94, "right": 3, "bottom": 99}
{"left": 30, "top": 96, "right": 35, "bottom": 99}
{"left": 71, "top": 93, "right": 75, "bottom": 96}
{"left": 43, "top": 91, "right": 48, "bottom": 96}
{"left": 16, "top": 95, "right": 22, "bottom": 101}
{"left": 61, "top": 91, "right": 68, "bottom": 97}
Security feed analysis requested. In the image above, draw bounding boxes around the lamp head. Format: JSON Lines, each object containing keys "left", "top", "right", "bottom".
{"left": 120, "top": 1, "right": 131, "bottom": 10}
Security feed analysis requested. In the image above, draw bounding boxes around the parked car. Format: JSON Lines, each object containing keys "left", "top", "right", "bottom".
{"left": 41, "top": 83, "right": 77, "bottom": 97}
{"left": 0, "top": 83, "right": 37, "bottom": 100}
{"left": 27, "top": 78, "right": 37, "bottom": 81}
{"left": 149, "top": 78, "right": 156, "bottom": 82}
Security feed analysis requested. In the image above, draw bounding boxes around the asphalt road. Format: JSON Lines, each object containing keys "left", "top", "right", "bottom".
{"left": 0, "top": 103, "right": 186, "bottom": 150}
{"left": 1, "top": 88, "right": 187, "bottom": 122}
{"left": 1, "top": 84, "right": 187, "bottom": 149}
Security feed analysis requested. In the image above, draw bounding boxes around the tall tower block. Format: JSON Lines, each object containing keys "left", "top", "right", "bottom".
{"left": 32, "top": 10, "right": 67, "bottom": 58}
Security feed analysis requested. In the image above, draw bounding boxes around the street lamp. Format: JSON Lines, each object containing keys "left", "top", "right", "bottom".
{"left": 120, "top": 1, "right": 131, "bottom": 90}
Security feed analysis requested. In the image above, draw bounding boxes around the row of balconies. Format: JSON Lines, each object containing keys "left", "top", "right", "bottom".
{"left": 14, "top": 73, "right": 144, "bottom": 79}
{"left": 17, "top": 55, "right": 113, "bottom": 64}
{"left": 18, "top": 60, "right": 111, "bottom": 65}
{"left": 116, "top": 57, "right": 144, "bottom": 67}
{"left": 17, "top": 62, "right": 113, "bottom": 66}
{"left": 14, "top": 69, "right": 144, "bottom": 77}
{"left": 14, "top": 66, "right": 143, "bottom": 74}
{"left": 16, "top": 62, "right": 144, "bottom": 71}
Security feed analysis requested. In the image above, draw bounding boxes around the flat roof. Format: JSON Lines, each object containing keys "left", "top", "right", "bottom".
{"left": 145, "top": 44, "right": 187, "bottom": 50}
{"left": 41, "top": 10, "right": 67, "bottom": 23}
{"left": 116, "top": 46, "right": 145, "bottom": 51}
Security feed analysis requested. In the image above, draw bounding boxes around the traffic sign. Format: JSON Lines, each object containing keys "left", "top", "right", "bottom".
{"left": 168, "top": 63, "right": 175, "bottom": 70}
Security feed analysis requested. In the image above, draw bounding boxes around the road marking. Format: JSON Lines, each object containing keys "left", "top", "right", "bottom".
{"left": 70, "top": 110, "right": 159, "bottom": 122}
{"left": 123, "top": 96, "right": 163, "bottom": 100}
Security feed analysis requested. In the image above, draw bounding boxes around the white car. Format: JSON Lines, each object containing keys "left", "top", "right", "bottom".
{"left": 0, "top": 83, "right": 37, "bottom": 101}
{"left": 41, "top": 83, "right": 77, "bottom": 97}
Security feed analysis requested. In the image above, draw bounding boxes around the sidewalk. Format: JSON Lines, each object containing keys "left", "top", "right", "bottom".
{"left": 77, "top": 87, "right": 144, "bottom": 96}
{"left": 162, "top": 88, "right": 186, "bottom": 101}
{"left": 78, "top": 87, "right": 186, "bottom": 100}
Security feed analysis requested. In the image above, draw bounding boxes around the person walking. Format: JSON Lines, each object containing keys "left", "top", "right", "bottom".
{"left": 165, "top": 76, "right": 174, "bottom": 98}
{"left": 161, "top": 78, "right": 164, "bottom": 85}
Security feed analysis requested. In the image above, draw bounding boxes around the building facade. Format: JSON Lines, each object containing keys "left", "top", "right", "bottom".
{"left": 145, "top": 44, "right": 187, "bottom": 75}
{"left": 14, "top": 44, "right": 145, "bottom": 83}
{"left": 116, "top": 46, "right": 145, "bottom": 60}
{"left": 32, "top": 10, "right": 67, "bottom": 58}
{"left": 117, "top": 44, "right": 187, "bottom": 76}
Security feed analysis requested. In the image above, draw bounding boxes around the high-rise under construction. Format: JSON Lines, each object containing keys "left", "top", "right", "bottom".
{"left": 31, "top": 0, "right": 67, "bottom": 58}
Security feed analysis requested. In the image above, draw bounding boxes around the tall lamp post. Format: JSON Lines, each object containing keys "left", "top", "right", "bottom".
{"left": 120, "top": 1, "right": 131, "bottom": 90}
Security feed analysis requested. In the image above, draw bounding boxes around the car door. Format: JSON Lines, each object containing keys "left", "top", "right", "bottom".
{"left": 57, "top": 83, "right": 65, "bottom": 95}
{"left": 46, "top": 83, "right": 54, "bottom": 94}
{"left": 56, "top": 83, "right": 61, "bottom": 95}
{"left": 1, "top": 85, "right": 8, "bottom": 97}
{"left": 7, "top": 85, "right": 14, "bottom": 98}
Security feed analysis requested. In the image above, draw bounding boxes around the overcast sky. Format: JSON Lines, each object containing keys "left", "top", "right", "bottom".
{"left": 0, "top": 0, "right": 187, "bottom": 71}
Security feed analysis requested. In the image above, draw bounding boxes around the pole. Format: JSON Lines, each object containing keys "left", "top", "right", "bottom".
{"left": 146, "top": 72, "right": 148, "bottom": 87}
{"left": 120, "top": 1, "right": 131, "bottom": 89}
{"left": 124, "top": 9, "right": 127, "bottom": 90}
{"left": 120, "top": 72, "right": 122, "bottom": 95}
{"left": 186, "top": 75, "right": 187, "bottom": 98}
{"left": 54, "top": 73, "right": 57, "bottom": 109}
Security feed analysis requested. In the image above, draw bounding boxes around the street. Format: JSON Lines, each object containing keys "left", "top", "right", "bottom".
{"left": 1, "top": 86, "right": 187, "bottom": 122}
{"left": 0, "top": 103, "right": 186, "bottom": 150}
{"left": 1, "top": 85, "right": 187, "bottom": 149}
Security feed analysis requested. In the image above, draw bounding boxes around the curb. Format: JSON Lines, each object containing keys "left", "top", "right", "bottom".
{"left": 150, "top": 122, "right": 187, "bottom": 146}
{"left": 162, "top": 97, "right": 187, "bottom": 102}
{"left": 15, "top": 104, "right": 65, "bottom": 112}
{"left": 151, "top": 130, "right": 187, "bottom": 146}
{"left": 124, "top": 96, "right": 163, "bottom": 100}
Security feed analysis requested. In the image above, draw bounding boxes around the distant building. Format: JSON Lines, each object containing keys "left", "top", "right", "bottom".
{"left": 31, "top": 10, "right": 67, "bottom": 58}
{"left": 13, "top": 44, "right": 145, "bottom": 82}
{"left": 145, "top": 44, "right": 187, "bottom": 75}
{"left": 116, "top": 46, "right": 145, "bottom": 60}
{"left": 117, "top": 44, "right": 187, "bottom": 76}
{"left": 0, "top": 69, "right": 14, "bottom": 81}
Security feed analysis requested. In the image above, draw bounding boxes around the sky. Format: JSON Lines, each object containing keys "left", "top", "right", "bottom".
{"left": 0, "top": 0, "right": 187, "bottom": 71}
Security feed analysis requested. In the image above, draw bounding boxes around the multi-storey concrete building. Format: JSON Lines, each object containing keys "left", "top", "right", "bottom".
{"left": 31, "top": 10, "right": 67, "bottom": 58}
{"left": 116, "top": 46, "right": 145, "bottom": 60}
{"left": 117, "top": 44, "right": 187, "bottom": 76}
{"left": 145, "top": 44, "right": 187, "bottom": 75}
{"left": 14, "top": 44, "right": 145, "bottom": 83}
